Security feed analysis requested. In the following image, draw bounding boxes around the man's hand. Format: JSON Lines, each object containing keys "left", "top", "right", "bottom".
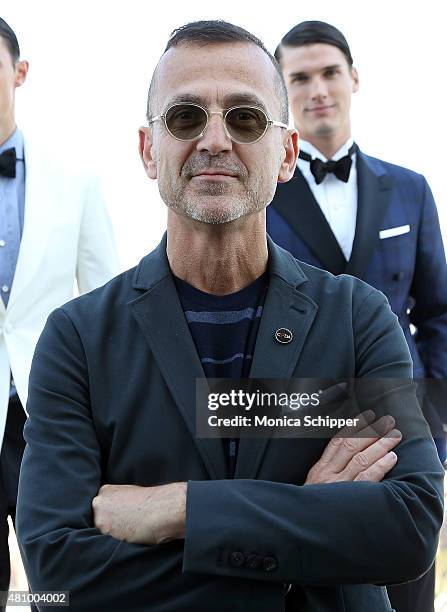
{"left": 92, "top": 482, "right": 187, "bottom": 545}
{"left": 305, "top": 411, "right": 402, "bottom": 485}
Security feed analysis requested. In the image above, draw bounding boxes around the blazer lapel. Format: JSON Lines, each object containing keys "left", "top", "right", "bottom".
{"left": 272, "top": 168, "right": 347, "bottom": 275}
{"left": 128, "top": 238, "right": 227, "bottom": 481}
{"left": 129, "top": 237, "right": 318, "bottom": 481}
{"left": 235, "top": 239, "right": 318, "bottom": 479}
{"left": 346, "top": 152, "right": 394, "bottom": 278}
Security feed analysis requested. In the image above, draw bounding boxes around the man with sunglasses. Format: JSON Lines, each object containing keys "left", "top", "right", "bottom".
{"left": 16, "top": 20, "right": 443, "bottom": 612}
{"left": 267, "top": 21, "right": 447, "bottom": 612}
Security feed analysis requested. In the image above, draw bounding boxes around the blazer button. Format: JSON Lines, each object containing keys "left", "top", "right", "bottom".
{"left": 246, "top": 554, "right": 262, "bottom": 569}
{"left": 229, "top": 551, "right": 245, "bottom": 567}
{"left": 392, "top": 272, "right": 404, "bottom": 281}
{"left": 262, "top": 556, "right": 278, "bottom": 572}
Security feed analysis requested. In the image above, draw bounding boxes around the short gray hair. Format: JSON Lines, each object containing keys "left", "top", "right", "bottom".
{"left": 146, "top": 20, "right": 289, "bottom": 124}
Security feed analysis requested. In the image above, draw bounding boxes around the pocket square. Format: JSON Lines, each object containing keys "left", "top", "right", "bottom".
{"left": 379, "top": 225, "right": 410, "bottom": 239}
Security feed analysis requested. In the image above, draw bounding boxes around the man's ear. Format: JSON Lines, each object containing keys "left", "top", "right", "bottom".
{"left": 278, "top": 129, "right": 299, "bottom": 184}
{"left": 351, "top": 66, "right": 359, "bottom": 93}
{"left": 138, "top": 127, "right": 157, "bottom": 179}
{"left": 15, "top": 60, "right": 29, "bottom": 87}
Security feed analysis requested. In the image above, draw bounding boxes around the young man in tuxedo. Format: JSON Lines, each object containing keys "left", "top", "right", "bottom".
{"left": 15, "top": 20, "right": 443, "bottom": 612}
{"left": 0, "top": 17, "right": 119, "bottom": 609}
{"left": 268, "top": 20, "right": 447, "bottom": 612}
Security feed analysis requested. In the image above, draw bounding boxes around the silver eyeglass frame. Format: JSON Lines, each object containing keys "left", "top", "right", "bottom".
{"left": 148, "top": 102, "right": 288, "bottom": 145}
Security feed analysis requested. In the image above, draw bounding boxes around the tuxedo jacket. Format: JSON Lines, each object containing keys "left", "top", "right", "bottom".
{"left": 16, "top": 236, "right": 443, "bottom": 612}
{"left": 0, "top": 134, "right": 119, "bottom": 449}
{"left": 268, "top": 150, "right": 447, "bottom": 429}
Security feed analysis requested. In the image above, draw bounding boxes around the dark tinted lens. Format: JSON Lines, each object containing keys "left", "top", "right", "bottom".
{"left": 165, "top": 104, "right": 207, "bottom": 140}
{"left": 225, "top": 107, "right": 268, "bottom": 143}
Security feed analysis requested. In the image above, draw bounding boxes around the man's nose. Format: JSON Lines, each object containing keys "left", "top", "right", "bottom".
{"left": 196, "top": 113, "right": 232, "bottom": 155}
{"left": 310, "top": 76, "right": 328, "bottom": 101}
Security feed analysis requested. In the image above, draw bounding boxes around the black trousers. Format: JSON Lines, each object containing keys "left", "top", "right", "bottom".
{"left": 0, "top": 394, "right": 26, "bottom": 612}
{"left": 387, "top": 562, "right": 436, "bottom": 612}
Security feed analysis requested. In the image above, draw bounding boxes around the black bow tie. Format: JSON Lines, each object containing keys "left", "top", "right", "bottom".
{"left": 299, "top": 142, "right": 357, "bottom": 185}
{"left": 0, "top": 148, "right": 17, "bottom": 178}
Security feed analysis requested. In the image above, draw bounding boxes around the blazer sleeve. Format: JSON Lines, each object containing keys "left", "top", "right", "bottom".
{"left": 76, "top": 175, "right": 120, "bottom": 294}
{"left": 409, "top": 177, "right": 447, "bottom": 379}
{"left": 16, "top": 308, "right": 187, "bottom": 611}
{"left": 183, "top": 290, "right": 444, "bottom": 586}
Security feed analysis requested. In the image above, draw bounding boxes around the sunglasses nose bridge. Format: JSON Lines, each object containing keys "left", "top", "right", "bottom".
{"left": 199, "top": 109, "right": 232, "bottom": 143}
{"left": 208, "top": 110, "right": 224, "bottom": 118}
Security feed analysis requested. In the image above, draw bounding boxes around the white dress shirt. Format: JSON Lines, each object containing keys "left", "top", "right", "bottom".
{"left": 298, "top": 138, "right": 357, "bottom": 260}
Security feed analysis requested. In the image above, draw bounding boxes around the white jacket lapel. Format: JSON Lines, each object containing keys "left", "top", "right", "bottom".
{"left": 7, "top": 137, "right": 55, "bottom": 310}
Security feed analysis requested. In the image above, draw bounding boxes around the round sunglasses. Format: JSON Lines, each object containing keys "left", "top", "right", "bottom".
{"left": 149, "top": 103, "right": 288, "bottom": 145}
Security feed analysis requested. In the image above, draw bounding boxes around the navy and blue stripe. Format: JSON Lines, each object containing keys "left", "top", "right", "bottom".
{"left": 174, "top": 272, "right": 268, "bottom": 379}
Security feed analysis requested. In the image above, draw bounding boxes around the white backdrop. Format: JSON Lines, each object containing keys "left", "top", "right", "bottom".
{"left": 2, "top": 0, "right": 446, "bottom": 270}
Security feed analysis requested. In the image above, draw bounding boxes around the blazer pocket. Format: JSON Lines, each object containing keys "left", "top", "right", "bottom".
{"left": 379, "top": 225, "right": 410, "bottom": 239}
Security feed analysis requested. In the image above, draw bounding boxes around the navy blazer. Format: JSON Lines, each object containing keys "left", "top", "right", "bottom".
{"left": 16, "top": 237, "right": 443, "bottom": 612}
{"left": 268, "top": 151, "right": 447, "bottom": 435}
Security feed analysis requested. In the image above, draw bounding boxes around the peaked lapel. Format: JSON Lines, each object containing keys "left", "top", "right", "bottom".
{"left": 272, "top": 168, "right": 347, "bottom": 275}
{"left": 128, "top": 236, "right": 227, "bottom": 481}
{"left": 7, "top": 137, "right": 55, "bottom": 310}
{"left": 345, "top": 152, "right": 394, "bottom": 278}
{"left": 235, "top": 238, "right": 318, "bottom": 479}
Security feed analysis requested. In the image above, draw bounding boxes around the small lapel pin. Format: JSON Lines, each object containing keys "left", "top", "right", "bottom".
{"left": 275, "top": 328, "right": 293, "bottom": 344}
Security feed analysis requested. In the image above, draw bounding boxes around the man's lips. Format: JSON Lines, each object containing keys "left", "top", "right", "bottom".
{"left": 192, "top": 170, "right": 238, "bottom": 178}
{"left": 307, "top": 104, "right": 335, "bottom": 113}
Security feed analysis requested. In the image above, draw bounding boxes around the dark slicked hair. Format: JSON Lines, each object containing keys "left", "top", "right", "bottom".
{"left": 147, "top": 20, "right": 289, "bottom": 124}
{"left": 275, "top": 21, "right": 353, "bottom": 67}
{"left": 0, "top": 17, "right": 20, "bottom": 63}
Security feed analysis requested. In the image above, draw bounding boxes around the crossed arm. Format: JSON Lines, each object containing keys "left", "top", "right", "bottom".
{"left": 92, "top": 412, "right": 401, "bottom": 546}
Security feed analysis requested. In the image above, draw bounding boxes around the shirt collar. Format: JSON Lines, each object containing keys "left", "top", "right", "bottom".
{"left": 0, "top": 127, "right": 24, "bottom": 160}
{"left": 299, "top": 137, "right": 354, "bottom": 162}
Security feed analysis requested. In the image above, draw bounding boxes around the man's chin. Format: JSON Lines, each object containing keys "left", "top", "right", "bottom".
{"left": 185, "top": 205, "right": 246, "bottom": 225}
{"left": 313, "top": 121, "right": 336, "bottom": 139}
{"left": 175, "top": 198, "right": 249, "bottom": 225}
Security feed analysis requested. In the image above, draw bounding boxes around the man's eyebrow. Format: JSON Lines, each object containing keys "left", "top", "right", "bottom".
{"left": 288, "top": 70, "right": 307, "bottom": 79}
{"left": 164, "top": 93, "right": 204, "bottom": 109}
{"left": 222, "top": 93, "right": 268, "bottom": 113}
{"left": 289, "top": 64, "right": 341, "bottom": 78}
{"left": 162, "top": 93, "right": 268, "bottom": 113}
{"left": 322, "top": 64, "right": 341, "bottom": 71}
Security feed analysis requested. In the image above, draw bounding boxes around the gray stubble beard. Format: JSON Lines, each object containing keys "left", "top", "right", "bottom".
{"left": 162, "top": 180, "right": 265, "bottom": 225}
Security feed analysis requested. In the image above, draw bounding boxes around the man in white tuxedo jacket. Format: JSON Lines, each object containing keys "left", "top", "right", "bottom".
{"left": 0, "top": 17, "right": 119, "bottom": 606}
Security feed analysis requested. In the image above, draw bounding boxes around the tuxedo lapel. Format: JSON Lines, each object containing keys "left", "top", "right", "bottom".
{"left": 129, "top": 239, "right": 227, "bottom": 481}
{"left": 235, "top": 239, "right": 318, "bottom": 479}
{"left": 272, "top": 168, "right": 347, "bottom": 275}
{"left": 346, "top": 152, "right": 394, "bottom": 278}
{"left": 7, "top": 138, "right": 54, "bottom": 310}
